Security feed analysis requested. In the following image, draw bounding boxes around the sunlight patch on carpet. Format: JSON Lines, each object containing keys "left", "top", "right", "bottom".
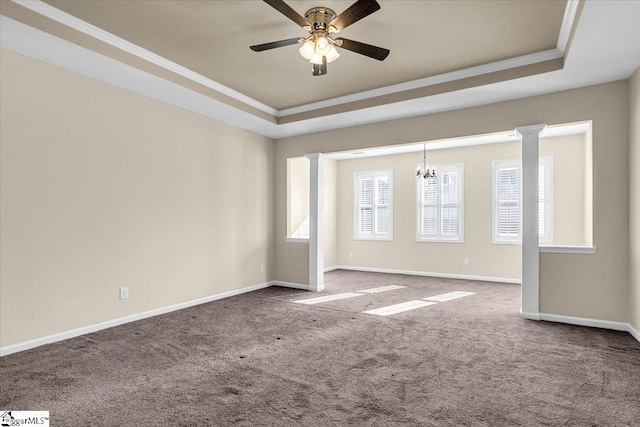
{"left": 293, "top": 292, "right": 364, "bottom": 305}
{"left": 358, "top": 285, "right": 406, "bottom": 294}
{"left": 363, "top": 300, "right": 437, "bottom": 316}
{"left": 424, "top": 291, "right": 475, "bottom": 302}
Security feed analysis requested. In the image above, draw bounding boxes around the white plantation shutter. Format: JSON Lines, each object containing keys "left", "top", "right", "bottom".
{"left": 375, "top": 176, "right": 390, "bottom": 234}
{"left": 441, "top": 170, "right": 459, "bottom": 236}
{"left": 358, "top": 177, "right": 373, "bottom": 235}
{"left": 417, "top": 164, "right": 463, "bottom": 241}
{"left": 421, "top": 176, "right": 438, "bottom": 236}
{"left": 538, "top": 164, "right": 545, "bottom": 238}
{"left": 354, "top": 170, "right": 393, "bottom": 239}
{"left": 497, "top": 165, "right": 521, "bottom": 239}
{"left": 493, "top": 157, "right": 552, "bottom": 243}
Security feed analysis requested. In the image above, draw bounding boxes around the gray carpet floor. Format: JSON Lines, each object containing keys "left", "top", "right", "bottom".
{"left": 1, "top": 270, "right": 639, "bottom": 426}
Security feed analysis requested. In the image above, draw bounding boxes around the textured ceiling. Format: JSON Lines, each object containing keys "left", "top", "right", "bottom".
{"left": 43, "top": 0, "right": 567, "bottom": 110}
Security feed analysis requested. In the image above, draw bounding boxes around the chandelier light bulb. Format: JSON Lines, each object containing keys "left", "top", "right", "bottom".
{"left": 310, "top": 52, "right": 324, "bottom": 65}
{"left": 315, "top": 36, "right": 331, "bottom": 55}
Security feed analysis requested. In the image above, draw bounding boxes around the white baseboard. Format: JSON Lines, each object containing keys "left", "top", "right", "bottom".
{"left": 323, "top": 266, "right": 340, "bottom": 273}
{"left": 333, "top": 265, "right": 521, "bottom": 284}
{"left": 0, "top": 281, "right": 273, "bottom": 357}
{"left": 521, "top": 312, "right": 639, "bottom": 343}
{"left": 4, "top": 280, "right": 636, "bottom": 356}
{"left": 271, "top": 280, "right": 310, "bottom": 291}
{"left": 628, "top": 323, "right": 640, "bottom": 342}
{"left": 539, "top": 312, "right": 630, "bottom": 331}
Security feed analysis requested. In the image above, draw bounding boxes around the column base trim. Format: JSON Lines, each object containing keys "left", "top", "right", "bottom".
{"left": 271, "top": 281, "right": 311, "bottom": 291}
{"left": 539, "top": 313, "right": 630, "bottom": 331}
{"left": 520, "top": 311, "right": 541, "bottom": 320}
{"left": 521, "top": 312, "right": 639, "bottom": 343}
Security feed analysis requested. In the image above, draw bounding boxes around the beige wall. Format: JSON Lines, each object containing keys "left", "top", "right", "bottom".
{"left": 1, "top": 47, "right": 634, "bottom": 349}
{"left": 630, "top": 66, "right": 640, "bottom": 333}
{"left": 275, "top": 144, "right": 308, "bottom": 285}
{"left": 334, "top": 135, "right": 586, "bottom": 281}
{"left": 0, "top": 49, "right": 275, "bottom": 347}
{"left": 276, "top": 81, "right": 629, "bottom": 323}
{"left": 545, "top": 134, "right": 588, "bottom": 246}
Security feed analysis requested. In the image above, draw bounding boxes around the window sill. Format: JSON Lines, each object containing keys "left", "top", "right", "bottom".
{"left": 492, "top": 240, "right": 522, "bottom": 245}
{"left": 416, "top": 238, "right": 464, "bottom": 244}
{"left": 285, "top": 237, "right": 309, "bottom": 243}
{"left": 539, "top": 245, "right": 597, "bottom": 254}
{"left": 353, "top": 236, "right": 394, "bottom": 242}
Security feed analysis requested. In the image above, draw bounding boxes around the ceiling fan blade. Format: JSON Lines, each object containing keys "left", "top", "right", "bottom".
{"left": 330, "top": 0, "right": 380, "bottom": 32}
{"left": 263, "top": 0, "right": 310, "bottom": 28}
{"left": 334, "top": 38, "right": 389, "bottom": 61}
{"left": 250, "top": 38, "right": 302, "bottom": 52}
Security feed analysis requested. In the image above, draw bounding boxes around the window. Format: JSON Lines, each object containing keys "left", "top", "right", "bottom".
{"left": 416, "top": 164, "right": 464, "bottom": 242}
{"left": 492, "top": 157, "right": 553, "bottom": 244}
{"left": 354, "top": 170, "right": 393, "bottom": 240}
{"left": 286, "top": 156, "right": 310, "bottom": 241}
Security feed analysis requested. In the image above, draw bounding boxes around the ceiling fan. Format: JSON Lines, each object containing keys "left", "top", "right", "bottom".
{"left": 250, "top": 0, "right": 390, "bottom": 76}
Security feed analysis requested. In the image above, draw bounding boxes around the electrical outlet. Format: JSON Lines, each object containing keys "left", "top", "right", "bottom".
{"left": 463, "top": 258, "right": 470, "bottom": 266}
{"left": 349, "top": 252, "right": 354, "bottom": 259}
{"left": 119, "top": 287, "right": 129, "bottom": 300}
{"left": 259, "top": 264, "right": 265, "bottom": 272}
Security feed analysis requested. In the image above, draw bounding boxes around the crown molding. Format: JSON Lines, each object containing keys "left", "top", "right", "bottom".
{"left": 4, "top": 0, "right": 635, "bottom": 140}
{"left": 278, "top": 0, "right": 580, "bottom": 117}
{"left": 557, "top": 0, "right": 581, "bottom": 52}
{"left": 0, "top": 15, "right": 282, "bottom": 139}
{"left": 12, "top": 0, "right": 278, "bottom": 116}
{"left": 277, "top": 48, "right": 564, "bottom": 117}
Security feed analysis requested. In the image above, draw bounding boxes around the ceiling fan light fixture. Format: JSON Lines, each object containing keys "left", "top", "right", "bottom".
{"left": 253, "top": 0, "right": 388, "bottom": 76}
{"left": 326, "top": 45, "right": 340, "bottom": 63}
{"left": 299, "top": 39, "right": 315, "bottom": 60}
{"left": 315, "top": 36, "right": 330, "bottom": 55}
{"left": 310, "top": 52, "right": 324, "bottom": 65}
{"left": 302, "top": 34, "right": 340, "bottom": 64}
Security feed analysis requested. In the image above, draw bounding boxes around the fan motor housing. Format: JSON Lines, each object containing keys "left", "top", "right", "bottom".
{"left": 304, "top": 7, "right": 337, "bottom": 31}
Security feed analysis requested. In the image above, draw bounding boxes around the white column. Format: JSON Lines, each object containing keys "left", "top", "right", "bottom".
{"left": 516, "top": 124, "right": 546, "bottom": 320}
{"left": 305, "top": 153, "right": 325, "bottom": 292}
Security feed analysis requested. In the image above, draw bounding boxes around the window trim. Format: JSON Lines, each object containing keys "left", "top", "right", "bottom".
{"left": 539, "top": 156, "right": 554, "bottom": 245}
{"left": 353, "top": 169, "right": 394, "bottom": 241}
{"left": 415, "top": 163, "right": 465, "bottom": 243}
{"left": 492, "top": 157, "right": 553, "bottom": 245}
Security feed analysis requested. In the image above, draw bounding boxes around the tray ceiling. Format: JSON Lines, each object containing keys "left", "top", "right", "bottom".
{"left": 39, "top": 0, "right": 566, "bottom": 110}
{"left": 5, "top": 0, "right": 638, "bottom": 139}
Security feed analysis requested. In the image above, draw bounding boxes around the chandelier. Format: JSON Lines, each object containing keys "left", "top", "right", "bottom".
{"left": 416, "top": 144, "right": 436, "bottom": 179}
